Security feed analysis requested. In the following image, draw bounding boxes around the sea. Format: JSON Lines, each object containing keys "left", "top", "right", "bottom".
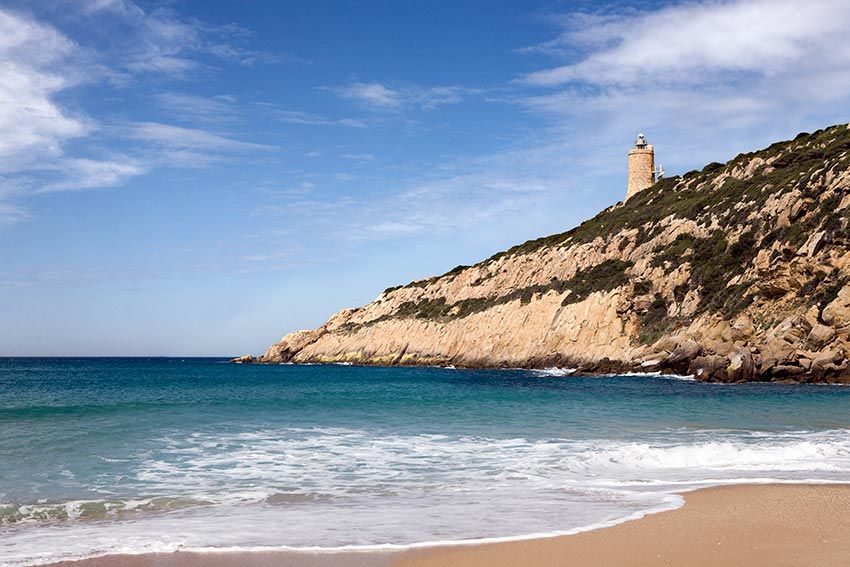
{"left": 2, "top": 358, "right": 850, "bottom": 565}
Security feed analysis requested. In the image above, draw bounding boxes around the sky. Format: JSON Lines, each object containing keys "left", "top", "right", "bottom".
{"left": 2, "top": 0, "right": 850, "bottom": 356}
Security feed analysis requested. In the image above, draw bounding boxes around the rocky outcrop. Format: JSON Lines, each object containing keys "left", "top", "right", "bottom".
{"left": 253, "top": 123, "right": 850, "bottom": 383}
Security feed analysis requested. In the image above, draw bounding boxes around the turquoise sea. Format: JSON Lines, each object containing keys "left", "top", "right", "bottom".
{"left": 2, "top": 358, "right": 850, "bottom": 565}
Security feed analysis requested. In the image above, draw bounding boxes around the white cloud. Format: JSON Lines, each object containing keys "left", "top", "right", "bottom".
{"left": 522, "top": 0, "right": 850, "bottom": 88}
{"left": 337, "top": 82, "right": 403, "bottom": 109}
{"left": 333, "top": 82, "right": 475, "bottom": 111}
{"left": 0, "top": 7, "right": 152, "bottom": 216}
{"left": 0, "top": 3, "right": 302, "bottom": 230}
{"left": 0, "top": 9, "right": 88, "bottom": 173}
{"left": 0, "top": 4, "right": 283, "bottom": 218}
{"left": 416, "top": 86, "right": 470, "bottom": 109}
{"left": 508, "top": 0, "right": 850, "bottom": 180}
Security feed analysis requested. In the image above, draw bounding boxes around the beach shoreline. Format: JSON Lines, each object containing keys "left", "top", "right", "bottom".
{"left": 43, "top": 483, "right": 850, "bottom": 567}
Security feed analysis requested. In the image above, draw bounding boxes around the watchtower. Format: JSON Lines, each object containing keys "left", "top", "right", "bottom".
{"left": 627, "top": 133, "right": 655, "bottom": 200}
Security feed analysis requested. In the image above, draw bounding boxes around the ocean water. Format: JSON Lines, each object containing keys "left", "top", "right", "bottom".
{"left": 2, "top": 359, "right": 850, "bottom": 565}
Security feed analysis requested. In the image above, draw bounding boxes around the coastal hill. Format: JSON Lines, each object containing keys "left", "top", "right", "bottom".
{"left": 250, "top": 123, "right": 850, "bottom": 383}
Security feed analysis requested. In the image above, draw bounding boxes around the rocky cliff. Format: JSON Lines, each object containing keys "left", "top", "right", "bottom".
{"left": 253, "top": 123, "right": 850, "bottom": 383}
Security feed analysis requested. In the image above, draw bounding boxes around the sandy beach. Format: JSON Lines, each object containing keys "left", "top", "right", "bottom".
{"left": 47, "top": 484, "right": 850, "bottom": 567}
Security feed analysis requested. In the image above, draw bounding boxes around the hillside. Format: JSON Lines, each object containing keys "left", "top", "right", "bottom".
{"left": 248, "top": 123, "right": 850, "bottom": 383}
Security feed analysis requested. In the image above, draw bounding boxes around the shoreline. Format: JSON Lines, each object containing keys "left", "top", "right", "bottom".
{"left": 234, "top": 358, "right": 850, "bottom": 385}
{"left": 43, "top": 483, "right": 850, "bottom": 567}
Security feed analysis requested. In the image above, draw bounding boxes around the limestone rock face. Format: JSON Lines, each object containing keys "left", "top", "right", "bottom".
{"left": 254, "top": 123, "right": 850, "bottom": 383}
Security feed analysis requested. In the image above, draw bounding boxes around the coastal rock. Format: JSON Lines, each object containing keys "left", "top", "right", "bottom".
{"left": 806, "top": 324, "right": 836, "bottom": 349}
{"left": 657, "top": 338, "right": 704, "bottom": 374}
{"left": 797, "top": 231, "right": 826, "bottom": 257}
{"left": 231, "top": 355, "right": 254, "bottom": 364}
{"left": 772, "top": 364, "right": 805, "bottom": 379}
{"left": 689, "top": 355, "right": 730, "bottom": 382}
{"left": 811, "top": 349, "right": 843, "bottom": 371}
{"left": 259, "top": 328, "right": 326, "bottom": 363}
{"left": 727, "top": 348, "right": 755, "bottom": 382}
{"left": 822, "top": 286, "right": 850, "bottom": 328}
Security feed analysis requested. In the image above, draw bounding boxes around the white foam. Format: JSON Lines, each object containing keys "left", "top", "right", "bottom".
{"left": 530, "top": 367, "right": 577, "bottom": 377}
{"left": 0, "top": 496, "right": 685, "bottom": 567}
{"left": 4, "top": 427, "right": 850, "bottom": 566}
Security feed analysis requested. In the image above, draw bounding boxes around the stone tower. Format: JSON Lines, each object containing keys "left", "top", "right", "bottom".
{"left": 627, "top": 133, "right": 655, "bottom": 200}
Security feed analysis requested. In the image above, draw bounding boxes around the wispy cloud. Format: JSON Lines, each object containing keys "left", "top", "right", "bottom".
{"left": 155, "top": 92, "right": 241, "bottom": 125}
{"left": 257, "top": 181, "right": 315, "bottom": 197}
{"left": 83, "top": 0, "right": 306, "bottom": 77}
{"left": 125, "top": 122, "right": 278, "bottom": 153}
{"left": 249, "top": 141, "right": 574, "bottom": 252}
{"left": 242, "top": 251, "right": 294, "bottom": 262}
{"left": 332, "top": 82, "right": 477, "bottom": 112}
{"left": 0, "top": 180, "right": 30, "bottom": 226}
{"left": 37, "top": 158, "right": 145, "bottom": 193}
{"left": 336, "top": 82, "right": 403, "bottom": 109}
{"left": 340, "top": 153, "right": 375, "bottom": 161}
{"left": 253, "top": 104, "right": 367, "bottom": 128}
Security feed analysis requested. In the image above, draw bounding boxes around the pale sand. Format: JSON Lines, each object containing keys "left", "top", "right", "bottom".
{"left": 393, "top": 484, "right": 850, "bottom": 567}
{"left": 49, "top": 484, "right": 850, "bottom": 567}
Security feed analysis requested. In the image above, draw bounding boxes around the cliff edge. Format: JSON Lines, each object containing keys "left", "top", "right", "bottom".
{"left": 253, "top": 124, "right": 850, "bottom": 383}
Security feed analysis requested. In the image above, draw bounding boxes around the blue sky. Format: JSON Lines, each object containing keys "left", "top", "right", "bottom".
{"left": 2, "top": 0, "right": 850, "bottom": 356}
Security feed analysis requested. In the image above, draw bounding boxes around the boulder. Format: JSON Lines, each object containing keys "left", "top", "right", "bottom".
{"left": 731, "top": 315, "right": 755, "bottom": 342}
{"left": 758, "top": 336, "right": 796, "bottom": 372}
{"left": 771, "top": 364, "right": 805, "bottom": 379}
{"left": 772, "top": 316, "right": 810, "bottom": 344}
{"left": 660, "top": 338, "right": 704, "bottom": 374}
{"left": 802, "top": 305, "right": 821, "bottom": 329}
{"left": 727, "top": 347, "right": 755, "bottom": 382}
{"left": 231, "top": 355, "right": 254, "bottom": 364}
{"left": 812, "top": 349, "right": 843, "bottom": 371}
{"left": 688, "top": 355, "right": 730, "bottom": 382}
{"left": 806, "top": 324, "right": 836, "bottom": 349}
{"left": 797, "top": 231, "right": 825, "bottom": 257}
{"left": 823, "top": 286, "right": 850, "bottom": 327}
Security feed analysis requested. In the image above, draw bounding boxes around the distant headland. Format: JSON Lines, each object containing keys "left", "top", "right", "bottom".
{"left": 238, "top": 123, "right": 850, "bottom": 383}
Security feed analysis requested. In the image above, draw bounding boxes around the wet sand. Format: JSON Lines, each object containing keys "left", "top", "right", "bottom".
{"left": 49, "top": 484, "right": 850, "bottom": 567}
